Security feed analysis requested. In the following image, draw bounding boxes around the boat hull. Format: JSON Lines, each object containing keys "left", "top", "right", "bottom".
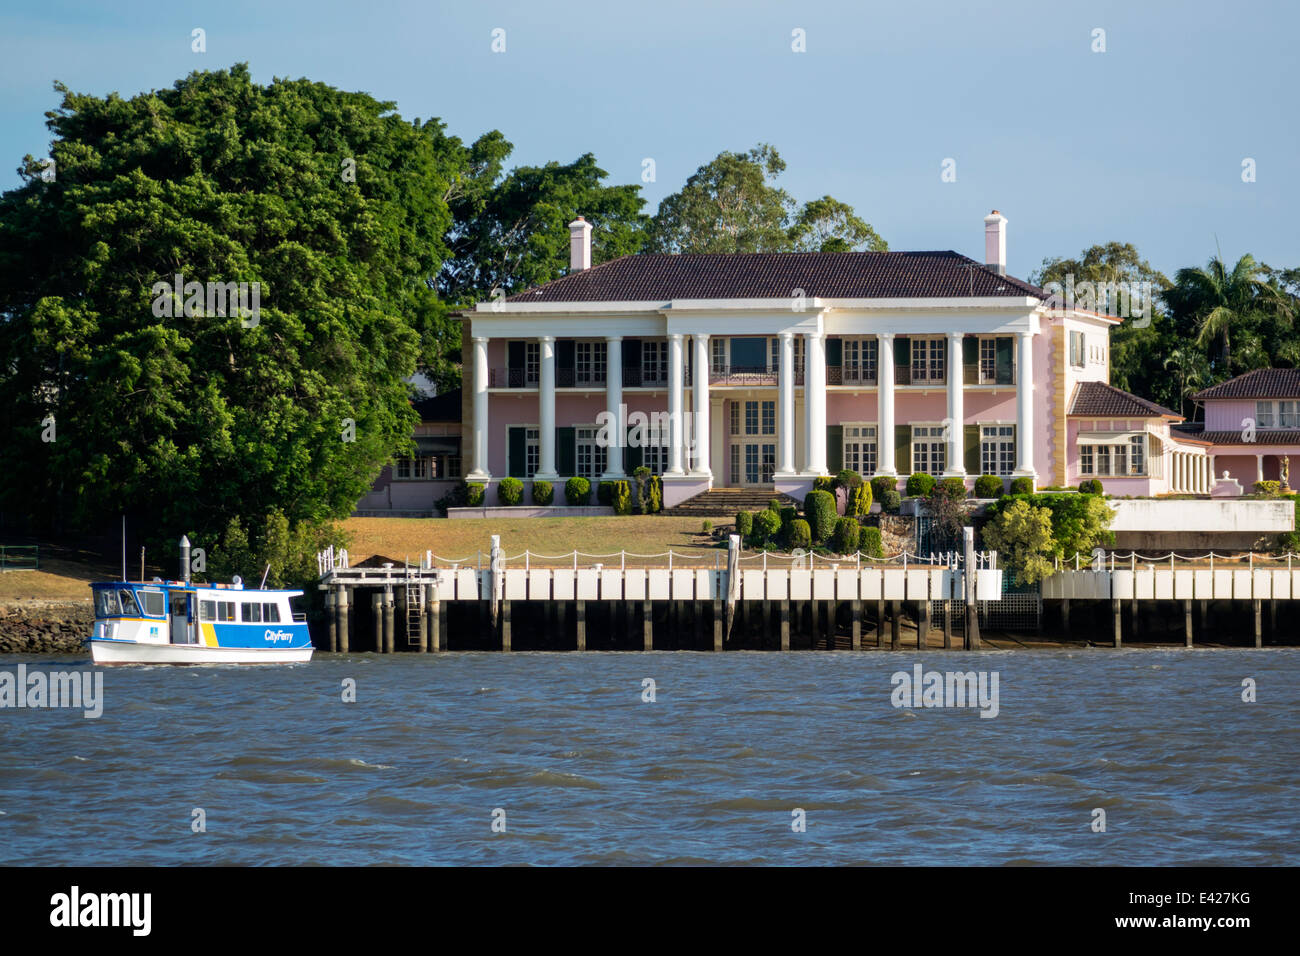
{"left": 88, "top": 639, "right": 314, "bottom": 665}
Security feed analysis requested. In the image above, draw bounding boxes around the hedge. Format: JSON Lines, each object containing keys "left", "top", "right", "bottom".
{"left": 465, "top": 482, "right": 485, "bottom": 507}
{"left": 1078, "top": 478, "right": 1104, "bottom": 495}
{"left": 804, "top": 489, "right": 838, "bottom": 544}
{"left": 497, "top": 476, "right": 523, "bottom": 506}
{"left": 974, "top": 474, "right": 1004, "bottom": 498}
{"left": 860, "top": 526, "right": 884, "bottom": 558}
{"left": 906, "top": 472, "right": 935, "bottom": 497}
{"left": 531, "top": 480, "right": 554, "bottom": 506}
{"left": 812, "top": 475, "right": 836, "bottom": 494}
{"left": 789, "top": 519, "right": 812, "bottom": 550}
{"left": 565, "top": 476, "right": 591, "bottom": 506}
{"left": 870, "top": 476, "right": 897, "bottom": 501}
{"left": 1009, "top": 476, "right": 1035, "bottom": 495}
{"left": 754, "top": 509, "right": 781, "bottom": 543}
{"left": 937, "top": 476, "right": 967, "bottom": 500}
{"left": 736, "top": 511, "right": 754, "bottom": 538}
{"left": 597, "top": 480, "right": 614, "bottom": 506}
{"left": 829, "top": 517, "right": 860, "bottom": 555}
{"left": 880, "top": 489, "right": 902, "bottom": 514}
{"left": 1255, "top": 480, "right": 1282, "bottom": 496}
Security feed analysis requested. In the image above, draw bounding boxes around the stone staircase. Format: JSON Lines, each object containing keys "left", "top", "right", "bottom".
{"left": 662, "top": 487, "right": 802, "bottom": 518}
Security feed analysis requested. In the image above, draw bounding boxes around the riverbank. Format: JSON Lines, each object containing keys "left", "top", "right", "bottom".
{"left": 0, "top": 600, "right": 93, "bottom": 654}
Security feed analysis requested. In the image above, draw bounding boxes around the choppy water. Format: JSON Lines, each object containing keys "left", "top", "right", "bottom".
{"left": 1, "top": 649, "right": 1297, "bottom": 865}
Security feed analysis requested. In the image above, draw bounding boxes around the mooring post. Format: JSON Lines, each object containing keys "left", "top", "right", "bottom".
{"left": 963, "top": 528, "right": 981, "bottom": 650}
{"left": 779, "top": 599, "right": 790, "bottom": 651}
{"left": 576, "top": 600, "right": 587, "bottom": 651}
{"left": 326, "top": 589, "right": 337, "bottom": 652}
{"left": 501, "top": 598, "right": 512, "bottom": 652}
{"left": 643, "top": 600, "right": 654, "bottom": 651}
{"left": 1112, "top": 598, "right": 1123, "bottom": 648}
{"left": 1254, "top": 599, "right": 1262, "bottom": 648}
{"left": 427, "top": 586, "right": 440, "bottom": 652}
{"left": 383, "top": 585, "right": 395, "bottom": 654}
{"left": 851, "top": 598, "right": 861, "bottom": 650}
{"left": 337, "top": 585, "right": 350, "bottom": 653}
{"left": 371, "top": 591, "right": 383, "bottom": 653}
{"left": 1184, "top": 599, "right": 1193, "bottom": 648}
{"left": 712, "top": 598, "right": 722, "bottom": 651}
{"left": 416, "top": 585, "right": 428, "bottom": 652}
{"left": 890, "top": 600, "right": 901, "bottom": 650}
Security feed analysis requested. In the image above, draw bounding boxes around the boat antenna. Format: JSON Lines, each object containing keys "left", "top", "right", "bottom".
{"left": 259, "top": 563, "right": 271, "bottom": 590}
{"left": 121, "top": 514, "right": 126, "bottom": 582}
{"left": 140, "top": 546, "right": 145, "bottom": 583}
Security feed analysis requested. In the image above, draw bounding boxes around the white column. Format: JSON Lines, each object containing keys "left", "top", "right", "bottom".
{"left": 803, "top": 331, "right": 827, "bottom": 474}
{"left": 944, "top": 332, "right": 965, "bottom": 476}
{"left": 1209, "top": 454, "right": 1217, "bottom": 488}
{"left": 668, "top": 333, "right": 685, "bottom": 474}
{"left": 1014, "top": 330, "right": 1035, "bottom": 479}
{"left": 877, "top": 333, "right": 896, "bottom": 476}
{"left": 536, "top": 336, "right": 557, "bottom": 479}
{"left": 691, "top": 335, "right": 711, "bottom": 477}
{"left": 601, "top": 336, "right": 624, "bottom": 478}
{"left": 468, "top": 335, "right": 490, "bottom": 479}
{"left": 777, "top": 332, "right": 796, "bottom": 476}
{"left": 1256, "top": 454, "right": 1264, "bottom": 484}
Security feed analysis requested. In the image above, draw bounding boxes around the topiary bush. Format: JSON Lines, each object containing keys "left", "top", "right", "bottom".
{"left": 812, "top": 475, "right": 836, "bottom": 494}
{"left": 906, "top": 472, "right": 935, "bottom": 497}
{"left": 497, "top": 476, "right": 523, "bottom": 506}
{"left": 834, "top": 469, "right": 862, "bottom": 490}
{"left": 702, "top": 519, "right": 712, "bottom": 533}
{"left": 531, "top": 479, "right": 554, "bottom": 506}
{"left": 871, "top": 475, "right": 897, "bottom": 502}
{"left": 597, "top": 480, "right": 614, "bottom": 506}
{"left": 848, "top": 481, "right": 873, "bottom": 516}
{"left": 803, "top": 489, "right": 838, "bottom": 544}
{"left": 612, "top": 480, "right": 633, "bottom": 515}
{"left": 648, "top": 475, "right": 663, "bottom": 512}
{"left": 754, "top": 508, "right": 781, "bottom": 544}
{"left": 465, "top": 481, "right": 485, "bottom": 507}
{"left": 880, "top": 489, "right": 901, "bottom": 514}
{"left": 565, "top": 476, "right": 591, "bottom": 506}
{"left": 633, "top": 466, "right": 652, "bottom": 513}
{"left": 974, "top": 474, "right": 1004, "bottom": 498}
{"left": 1078, "top": 478, "right": 1104, "bottom": 495}
{"left": 860, "top": 526, "right": 884, "bottom": 558}
{"left": 779, "top": 505, "right": 797, "bottom": 544}
{"left": 736, "top": 511, "right": 754, "bottom": 539}
{"left": 829, "top": 516, "right": 861, "bottom": 555}
{"left": 789, "top": 518, "right": 812, "bottom": 550}
{"left": 937, "top": 476, "right": 967, "bottom": 500}
{"left": 1010, "top": 476, "right": 1035, "bottom": 495}
{"left": 1255, "top": 480, "right": 1282, "bottom": 496}
{"left": 769, "top": 497, "right": 783, "bottom": 513}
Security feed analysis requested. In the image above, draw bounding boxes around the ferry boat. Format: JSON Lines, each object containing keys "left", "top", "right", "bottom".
{"left": 87, "top": 577, "right": 314, "bottom": 664}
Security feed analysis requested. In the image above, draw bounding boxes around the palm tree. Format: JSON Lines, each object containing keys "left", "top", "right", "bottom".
{"left": 1163, "top": 346, "right": 1210, "bottom": 419}
{"left": 1173, "top": 252, "right": 1293, "bottom": 374}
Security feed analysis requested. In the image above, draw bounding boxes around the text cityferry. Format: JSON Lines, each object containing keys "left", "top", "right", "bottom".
{"left": 87, "top": 576, "right": 314, "bottom": 664}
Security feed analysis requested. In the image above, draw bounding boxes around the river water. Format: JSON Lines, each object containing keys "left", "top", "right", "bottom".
{"left": 2, "top": 649, "right": 1297, "bottom": 865}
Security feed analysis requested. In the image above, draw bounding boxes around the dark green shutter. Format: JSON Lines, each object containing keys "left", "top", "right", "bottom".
{"left": 556, "top": 427, "right": 576, "bottom": 476}
{"left": 557, "top": 340, "right": 575, "bottom": 378}
{"left": 507, "top": 341, "right": 524, "bottom": 373}
{"left": 895, "top": 336, "right": 910, "bottom": 364}
{"left": 895, "top": 425, "right": 911, "bottom": 475}
{"left": 963, "top": 335, "right": 978, "bottom": 384}
{"left": 624, "top": 424, "right": 643, "bottom": 471}
{"left": 624, "top": 338, "right": 641, "bottom": 374}
{"left": 995, "top": 336, "right": 1014, "bottom": 384}
{"left": 965, "top": 425, "right": 981, "bottom": 475}
{"left": 827, "top": 425, "right": 843, "bottom": 473}
{"left": 508, "top": 426, "right": 526, "bottom": 478}
{"left": 826, "top": 337, "right": 842, "bottom": 366}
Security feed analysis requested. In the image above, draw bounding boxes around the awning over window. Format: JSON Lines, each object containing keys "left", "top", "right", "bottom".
{"left": 413, "top": 436, "right": 461, "bottom": 455}
{"left": 1076, "top": 431, "right": 1145, "bottom": 446}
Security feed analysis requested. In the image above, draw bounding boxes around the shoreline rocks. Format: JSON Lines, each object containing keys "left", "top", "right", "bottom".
{"left": 0, "top": 602, "right": 93, "bottom": 654}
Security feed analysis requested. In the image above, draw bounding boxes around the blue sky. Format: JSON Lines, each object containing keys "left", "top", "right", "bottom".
{"left": 1, "top": 0, "right": 1296, "bottom": 279}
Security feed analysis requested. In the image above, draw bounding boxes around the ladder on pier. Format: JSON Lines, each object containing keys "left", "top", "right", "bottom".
{"left": 404, "top": 561, "right": 422, "bottom": 645}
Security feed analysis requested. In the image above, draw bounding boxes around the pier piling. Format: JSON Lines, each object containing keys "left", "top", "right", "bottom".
{"left": 890, "top": 600, "right": 901, "bottom": 649}
{"left": 917, "top": 600, "right": 929, "bottom": 650}
{"left": 576, "top": 600, "right": 587, "bottom": 651}
{"left": 337, "top": 585, "right": 349, "bottom": 653}
{"left": 712, "top": 599, "right": 723, "bottom": 651}
{"left": 1112, "top": 598, "right": 1122, "bottom": 648}
{"left": 371, "top": 592, "right": 383, "bottom": 653}
{"left": 502, "top": 598, "right": 512, "bottom": 652}
{"left": 1254, "top": 599, "right": 1262, "bottom": 648}
{"left": 780, "top": 599, "right": 790, "bottom": 651}
{"left": 1184, "top": 599, "right": 1193, "bottom": 648}
{"left": 326, "top": 590, "right": 337, "bottom": 652}
{"left": 383, "top": 587, "right": 395, "bottom": 654}
{"left": 943, "top": 599, "right": 952, "bottom": 650}
{"left": 851, "top": 599, "right": 861, "bottom": 650}
{"left": 643, "top": 600, "right": 653, "bottom": 651}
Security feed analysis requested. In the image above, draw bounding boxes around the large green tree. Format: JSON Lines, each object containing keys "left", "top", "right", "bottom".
{"left": 646, "top": 144, "right": 885, "bottom": 254}
{"left": 0, "top": 65, "right": 456, "bottom": 562}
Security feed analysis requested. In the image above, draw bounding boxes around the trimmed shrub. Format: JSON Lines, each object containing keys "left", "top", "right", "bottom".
{"left": 1009, "top": 476, "right": 1035, "bottom": 496}
{"left": 597, "top": 480, "right": 614, "bottom": 506}
{"left": 789, "top": 519, "right": 812, "bottom": 550}
{"left": 829, "top": 517, "right": 861, "bottom": 555}
{"left": 702, "top": 519, "right": 712, "bottom": 533}
{"left": 612, "top": 480, "right": 633, "bottom": 515}
{"left": 870, "top": 475, "right": 897, "bottom": 502}
{"left": 565, "top": 476, "right": 591, "bottom": 506}
{"left": 834, "top": 469, "right": 862, "bottom": 490}
{"left": 848, "top": 481, "right": 873, "bottom": 517}
{"left": 974, "top": 474, "right": 1004, "bottom": 499}
{"left": 906, "top": 472, "right": 935, "bottom": 497}
{"left": 531, "top": 479, "right": 554, "bottom": 506}
{"left": 736, "top": 511, "right": 754, "bottom": 538}
{"left": 779, "top": 505, "right": 797, "bottom": 544}
{"left": 860, "top": 526, "right": 884, "bottom": 558}
{"left": 1254, "top": 480, "right": 1282, "bottom": 496}
{"left": 937, "top": 476, "right": 967, "bottom": 500}
{"left": 465, "top": 482, "right": 485, "bottom": 507}
{"left": 497, "top": 476, "right": 523, "bottom": 506}
{"left": 1078, "top": 478, "right": 1104, "bottom": 495}
{"left": 648, "top": 475, "right": 663, "bottom": 512}
{"left": 633, "top": 466, "right": 652, "bottom": 513}
{"left": 754, "top": 509, "right": 781, "bottom": 543}
{"left": 804, "top": 489, "right": 838, "bottom": 544}
{"left": 812, "top": 475, "right": 836, "bottom": 494}
{"left": 769, "top": 497, "right": 783, "bottom": 513}
{"left": 880, "top": 489, "right": 902, "bottom": 514}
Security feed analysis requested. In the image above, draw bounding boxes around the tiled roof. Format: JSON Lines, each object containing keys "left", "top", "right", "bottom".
{"left": 1069, "top": 381, "right": 1182, "bottom": 419}
{"left": 1172, "top": 423, "right": 1300, "bottom": 446}
{"left": 1192, "top": 368, "right": 1300, "bottom": 400}
{"left": 505, "top": 251, "right": 1047, "bottom": 303}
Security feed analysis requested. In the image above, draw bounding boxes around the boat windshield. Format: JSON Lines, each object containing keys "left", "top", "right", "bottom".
{"left": 94, "top": 588, "right": 120, "bottom": 618}
{"left": 118, "top": 589, "right": 141, "bottom": 616}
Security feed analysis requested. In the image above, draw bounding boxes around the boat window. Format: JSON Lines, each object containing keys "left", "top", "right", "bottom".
{"left": 199, "top": 600, "right": 216, "bottom": 622}
{"left": 263, "top": 603, "right": 281, "bottom": 623}
{"left": 140, "top": 590, "right": 166, "bottom": 616}
{"left": 217, "top": 601, "right": 236, "bottom": 622}
{"left": 117, "top": 590, "right": 140, "bottom": 616}
{"left": 95, "top": 589, "right": 120, "bottom": 617}
{"left": 241, "top": 602, "right": 261, "bottom": 623}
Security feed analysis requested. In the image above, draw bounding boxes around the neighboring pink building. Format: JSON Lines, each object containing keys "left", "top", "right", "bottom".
{"left": 355, "top": 390, "right": 463, "bottom": 514}
{"left": 1176, "top": 369, "right": 1300, "bottom": 489}
{"left": 446, "top": 212, "right": 1212, "bottom": 508}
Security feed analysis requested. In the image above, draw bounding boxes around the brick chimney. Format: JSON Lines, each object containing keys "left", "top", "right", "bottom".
{"left": 984, "top": 209, "right": 1007, "bottom": 276}
{"left": 568, "top": 216, "right": 592, "bottom": 272}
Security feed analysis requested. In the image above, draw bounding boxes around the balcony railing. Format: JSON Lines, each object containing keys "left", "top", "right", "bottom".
{"left": 490, "top": 363, "right": 1012, "bottom": 390}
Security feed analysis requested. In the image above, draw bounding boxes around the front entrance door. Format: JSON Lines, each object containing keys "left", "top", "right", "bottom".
{"left": 169, "top": 592, "right": 195, "bottom": 644}
{"left": 731, "top": 441, "right": 776, "bottom": 486}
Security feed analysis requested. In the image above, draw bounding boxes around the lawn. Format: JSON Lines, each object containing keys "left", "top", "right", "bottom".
{"left": 341, "top": 515, "right": 726, "bottom": 567}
